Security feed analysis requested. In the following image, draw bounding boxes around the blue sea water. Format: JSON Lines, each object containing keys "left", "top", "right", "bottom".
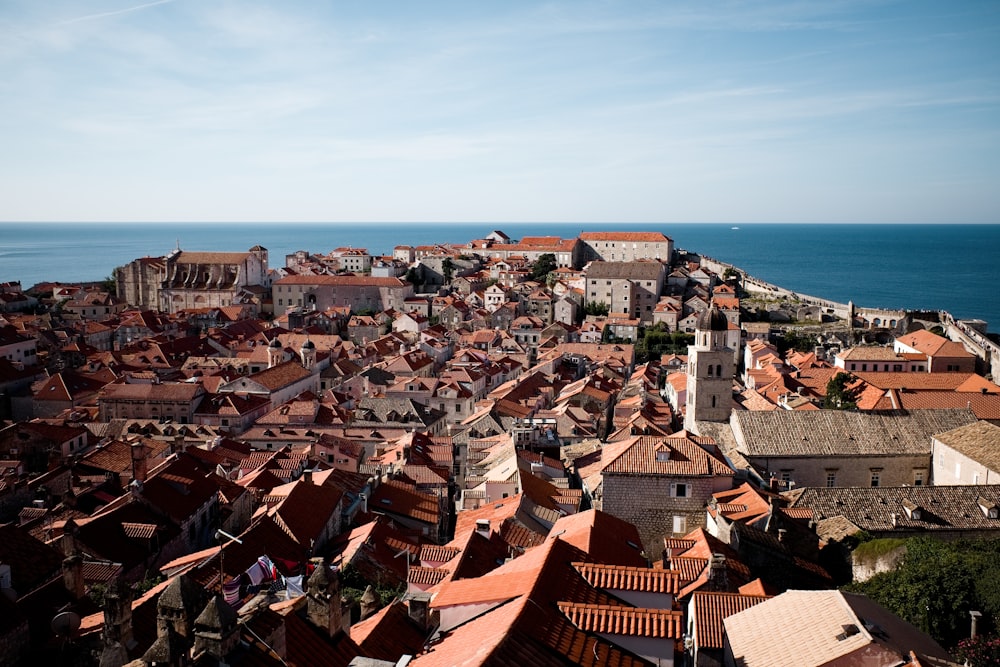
{"left": 1, "top": 222, "right": 998, "bottom": 331}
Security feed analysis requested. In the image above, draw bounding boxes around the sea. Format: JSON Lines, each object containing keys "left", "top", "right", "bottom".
{"left": 1, "top": 222, "right": 998, "bottom": 332}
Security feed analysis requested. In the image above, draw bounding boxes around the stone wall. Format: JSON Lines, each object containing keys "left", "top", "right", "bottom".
{"left": 603, "top": 473, "right": 718, "bottom": 558}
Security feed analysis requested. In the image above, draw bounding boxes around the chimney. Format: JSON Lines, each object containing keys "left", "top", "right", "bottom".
{"left": 360, "top": 585, "right": 379, "bottom": 621}
{"left": 306, "top": 559, "right": 342, "bottom": 638}
{"left": 61, "top": 521, "right": 85, "bottom": 600}
{"left": 777, "top": 528, "right": 788, "bottom": 543}
{"left": 708, "top": 553, "right": 728, "bottom": 591}
{"left": 131, "top": 441, "right": 148, "bottom": 484}
{"left": 406, "top": 592, "right": 434, "bottom": 632}
{"left": 102, "top": 578, "right": 136, "bottom": 652}
{"left": 304, "top": 469, "right": 313, "bottom": 485}
{"left": 475, "top": 519, "right": 490, "bottom": 538}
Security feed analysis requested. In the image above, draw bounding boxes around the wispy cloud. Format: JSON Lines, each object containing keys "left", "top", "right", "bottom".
{"left": 57, "top": 0, "right": 175, "bottom": 26}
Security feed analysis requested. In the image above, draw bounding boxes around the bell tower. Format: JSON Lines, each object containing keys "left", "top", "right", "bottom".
{"left": 684, "top": 306, "right": 734, "bottom": 431}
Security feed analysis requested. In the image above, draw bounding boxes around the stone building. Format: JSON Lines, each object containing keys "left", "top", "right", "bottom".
{"left": 272, "top": 274, "right": 413, "bottom": 315}
{"left": 583, "top": 261, "right": 666, "bottom": 323}
{"left": 578, "top": 231, "right": 674, "bottom": 264}
{"left": 601, "top": 432, "right": 735, "bottom": 557}
{"left": 731, "top": 408, "right": 978, "bottom": 489}
{"left": 116, "top": 246, "right": 269, "bottom": 313}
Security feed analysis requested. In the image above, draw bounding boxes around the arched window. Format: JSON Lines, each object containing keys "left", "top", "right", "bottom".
{"left": 708, "top": 365, "right": 714, "bottom": 377}
{"left": 716, "top": 364, "right": 722, "bottom": 377}
{"left": 711, "top": 396, "right": 717, "bottom": 408}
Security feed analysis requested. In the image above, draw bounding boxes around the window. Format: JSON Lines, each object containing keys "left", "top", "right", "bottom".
{"left": 956, "top": 462, "right": 962, "bottom": 479}
{"left": 826, "top": 471, "right": 837, "bottom": 487}
{"left": 672, "top": 483, "right": 688, "bottom": 498}
{"left": 673, "top": 515, "right": 687, "bottom": 534}
{"left": 708, "top": 365, "right": 714, "bottom": 377}
{"left": 711, "top": 396, "right": 716, "bottom": 408}
{"left": 780, "top": 471, "right": 792, "bottom": 484}
{"left": 913, "top": 470, "right": 924, "bottom": 486}
{"left": 871, "top": 471, "right": 880, "bottom": 487}
{"left": 850, "top": 363, "right": 856, "bottom": 371}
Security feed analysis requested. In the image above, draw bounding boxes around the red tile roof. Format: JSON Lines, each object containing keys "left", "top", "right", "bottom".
{"left": 572, "top": 562, "right": 679, "bottom": 594}
{"left": 558, "top": 602, "right": 683, "bottom": 638}
{"left": 690, "top": 591, "right": 771, "bottom": 649}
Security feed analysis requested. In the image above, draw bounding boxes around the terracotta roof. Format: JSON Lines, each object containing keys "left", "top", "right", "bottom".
{"left": 585, "top": 261, "right": 666, "bottom": 280}
{"left": 572, "top": 562, "right": 679, "bottom": 594}
{"left": 690, "top": 591, "right": 771, "bottom": 649}
{"left": 420, "top": 545, "right": 461, "bottom": 564}
{"left": 603, "top": 432, "right": 734, "bottom": 477}
{"left": 558, "top": 602, "right": 683, "bottom": 638}
{"left": 408, "top": 565, "right": 449, "bottom": 586}
{"left": 121, "top": 522, "right": 158, "bottom": 539}
{"left": 580, "top": 231, "right": 671, "bottom": 242}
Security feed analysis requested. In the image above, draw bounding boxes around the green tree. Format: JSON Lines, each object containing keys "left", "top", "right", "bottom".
{"left": 824, "top": 372, "right": 860, "bottom": 410}
{"left": 405, "top": 267, "right": 421, "bottom": 285}
{"left": 442, "top": 257, "right": 455, "bottom": 283}
{"left": 584, "top": 301, "right": 609, "bottom": 317}
{"left": 530, "top": 253, "right": 557, "bottom": 282}
{"left": 847, "top": 538, "right": 1000, "bottom": 649}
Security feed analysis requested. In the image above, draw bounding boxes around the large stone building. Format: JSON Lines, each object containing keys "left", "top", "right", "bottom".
{"left": 583, "top": 261, "right": 666, "bottom": 323}
{"left": 116, "top": 246, "right": 270, "bottom": 313}
{"left": 579, "top": 231, "right": 674, "bottom": 264}
{"left": 271, "top": 274, "right": 413, "bottom": 315}
{"left": 730, "top": 408, "right": 978, "bottom": 489}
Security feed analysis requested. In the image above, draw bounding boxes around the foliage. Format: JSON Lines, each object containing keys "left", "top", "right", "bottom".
{"left": 846, "top": 537, "right": 1000, "bottom": 649}
{"left": 824, "top": 372, "right": 860, "bottom": 410}
{"left": 955, "top": 634, "right": 1000, "bottom": 666}
{"left": 340, "top": 564, "right": 405, "bottom": 607}
{"left": 442, "top": 257, "right": 455, "bottom": 283}
{"left": 405, "top": 267, "right": 420, "bottom": 285}
{"left": 636, "top": 325, "right": 694, "bottom": 362}
{"left": 584, "top": 301, "right": 609, "bottom": 317}
{"left": 134, "top": 571, "right": 165, "bottom": 597}
{"left": 101, "top": 269, "right": 118, "bottom": 295}
{"left": 774, "top": 329, "right": 817, "bottom": 354}
{"left": 851, "top": 538, "right": 907, "bottom": 563}
{"left": 530, "top": 253, "right": 557, "bottom": 282}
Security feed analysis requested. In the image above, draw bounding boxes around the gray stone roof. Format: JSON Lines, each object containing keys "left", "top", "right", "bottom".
{"left": 933, "top": 421, "right": 1000, "bottom": 472}
{"left": 732, "top": 409, "right": 977, "bottom": 457}
{"left": 584, "top": 261, "right": 665, "bottom": 281}
{"left": 785, "top": 484, "right": 1000, "bottom": 533}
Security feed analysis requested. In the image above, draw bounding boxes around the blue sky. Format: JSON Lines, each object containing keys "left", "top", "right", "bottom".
{"left": 1, "top": 1, "right": 998, "bottom": 223}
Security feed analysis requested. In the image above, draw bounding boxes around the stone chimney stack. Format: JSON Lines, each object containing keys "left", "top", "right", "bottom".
{"left": 130, "top": 440, "right": 148, "bottom": 484}
{"left": 102, "top": 578, "right": 135, "bottom": 651}
{"left": 61, "top": 519, "right": 85, "bottom": 600}
{"left": 306, "top": 558, "right": 342, "bottom": 638}
{"left": 193, "top": 595, "right": 240, "bottom": 660}
{"left": 406, "top": 592, "right": 435, "bottom": 632}
{"left": 360, "top": 585, "right": 379, "bottom": 621}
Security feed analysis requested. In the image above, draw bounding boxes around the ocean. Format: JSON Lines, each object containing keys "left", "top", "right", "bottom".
{"left": 1, "top": 222, "right": 998, "bottom": 331}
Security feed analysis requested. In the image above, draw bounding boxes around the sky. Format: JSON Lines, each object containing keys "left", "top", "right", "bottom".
{"left": 1, "top": 1, "right": 998, "bottom": 224}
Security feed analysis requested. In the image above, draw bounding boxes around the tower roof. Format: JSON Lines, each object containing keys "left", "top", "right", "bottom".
{"left": 697, "top": 307, "right": 729, "bottom": 332}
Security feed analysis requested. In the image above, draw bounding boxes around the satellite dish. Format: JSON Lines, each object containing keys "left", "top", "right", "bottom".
{"left": 51, "top": 611, "right": 81, "bottom": 637}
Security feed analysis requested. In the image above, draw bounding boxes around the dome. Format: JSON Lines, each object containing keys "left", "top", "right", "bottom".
{"left": 697, "top": 306, "right": 729, "bottom": 332}
{"left": 301, "top": 338, "right": 316, "bottom": 350}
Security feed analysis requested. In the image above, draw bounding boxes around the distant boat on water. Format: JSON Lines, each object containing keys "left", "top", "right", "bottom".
{"left": 731, "top": 226, "right": 740, "bottom": 230}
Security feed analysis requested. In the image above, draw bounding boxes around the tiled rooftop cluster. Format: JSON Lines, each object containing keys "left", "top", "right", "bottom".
{"left": 0, "top": 228, "right": 992, "bottom": 665}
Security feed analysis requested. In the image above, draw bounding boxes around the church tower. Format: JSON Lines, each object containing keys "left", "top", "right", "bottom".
{"left": 267, "top": 337, "right": 283, "bottom": 368}
{"left": 300, "top": 336, "right": 317, "bottom": 370}
{"left": 684, "top": 306, "right": 734, "bottom": 432}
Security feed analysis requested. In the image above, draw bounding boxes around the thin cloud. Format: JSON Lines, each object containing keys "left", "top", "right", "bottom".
{"left": 57, "top": 0, "right": 175, "bottom": 27}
